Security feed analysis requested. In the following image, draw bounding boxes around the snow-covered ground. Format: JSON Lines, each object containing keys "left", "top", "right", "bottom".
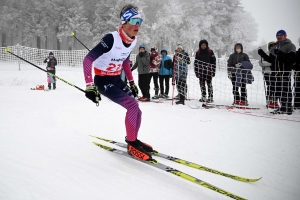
{"left": 0, "top": 63, "right": 300, "bottom": 200}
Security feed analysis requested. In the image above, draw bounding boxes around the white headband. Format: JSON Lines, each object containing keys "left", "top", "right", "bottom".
{"left": 121, "top": 8, "right": 142, "bottom": 24}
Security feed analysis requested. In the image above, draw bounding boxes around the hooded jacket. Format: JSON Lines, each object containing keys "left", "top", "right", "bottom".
{"left": 227, "top": 43, "right": 250, "bottom": 74}
{"left": 44, "top": 56, "right": 57, "bottom": 73}
{"left": 258, "top": 39, "right": 296, "bottom": 72}
{"left": 158, "top": 48, "right": 173, "bottom": 76}
{"left": 131, "top": 51, "right": 150, "bottom": 74}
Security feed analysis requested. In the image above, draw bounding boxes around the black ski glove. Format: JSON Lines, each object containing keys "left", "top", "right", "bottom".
{"left": 129, "top": 81, "right": 138, "bottom": 97}
{"left": 85, "top": 85, "right": 101, "bottom": 105}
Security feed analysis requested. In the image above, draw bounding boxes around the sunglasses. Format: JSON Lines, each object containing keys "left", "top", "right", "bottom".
{"left": 127, "top": 18, "right": 143, "bottom": 26}
{"left": 276, "top": 34, "right": 284, "bottom": 37}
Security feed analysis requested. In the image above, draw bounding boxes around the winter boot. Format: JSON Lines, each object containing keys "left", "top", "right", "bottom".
{"left": 53, "top": 83, "right": 56, "bottom": 90}
{"left": 140, "top": 98, "right": 150, "bottom": 102}
{"left": 176, "top": 94, "right": 185, "bottom": 105}
{"left": 48, "top": 83, "right": 51, "bottom": 90}
{"left": 136, "top": 139, "right": 154, "bottom": 153}
{"left": 154, "top": 88, "right": 159, "bottom": 96}
{"left": 125, "top": 139, "right": 152, "bottom": 160}
{"left": 239, "top": 100, "right": 248, "bottom": 106}
{"left": 152, "top": 95, "right": 159, "bottom": 99}
{"left": 199, "top": 97, "right": 206, "bottom": 102}
{"left": 175, "top": 100, "right": 185, "bottom": 105}
{"left": 206, "top": 97, "right": 214, "bottom": 103}
{"left": 158, "top": 94, "right": 165, "bottom": 98}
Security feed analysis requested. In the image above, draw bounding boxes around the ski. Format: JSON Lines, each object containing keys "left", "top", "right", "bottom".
{"left": 188, "top": 104, "right": 215, "bottom": 109}
{"left": 90, "top": 135, "right": 261, "bottom": 183}
{"left": 92, "top": 141, "right": 247, "bottom": 200}
{"left": 204, "top": 104, "right": 261, "bottom": 110}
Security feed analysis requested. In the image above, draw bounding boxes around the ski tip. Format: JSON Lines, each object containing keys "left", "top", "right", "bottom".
{"left": 4, "top": 47, "right": 10, "bottom": 53}
{"left": 71, "top": 32, "right": 75, "bottom": 36}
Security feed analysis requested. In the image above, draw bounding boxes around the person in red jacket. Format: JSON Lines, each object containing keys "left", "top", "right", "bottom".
{"left": 150, "top": 47, "right": 161, "bottom": 99}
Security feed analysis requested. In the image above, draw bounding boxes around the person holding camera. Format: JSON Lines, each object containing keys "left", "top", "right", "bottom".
{"left": 258, "top": 30, "right": 296, "bottom": 115}
{"left": 44, "top": 52, "right": 57, "bottom": 90}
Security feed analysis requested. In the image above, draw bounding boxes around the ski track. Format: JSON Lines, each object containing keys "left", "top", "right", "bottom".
{"left": 0, "top": 63, "right": 300, "bottom": 200}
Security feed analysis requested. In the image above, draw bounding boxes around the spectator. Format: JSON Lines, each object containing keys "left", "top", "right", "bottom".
{"left": 293, "top": 47, "right": 300, "bottom": 110}
{"left": 157, "top": 48, "right": 173, "bottom": 99}
{"left": 174, "top": 44, "right": 191, "bottom": 105}
{"left": 258, "top": 41, "right": 280, "bottom": 108}
{"left": 258, "top": 30, "right": 296, "bottom": 115}
{"left": 194, "top": 40, "right": 216, "bottom": 103}
{"left": 172, "top": 49, "right": 179, "bottom": 99}
{"left": 131, "top": 44, "right": 151, "bottom": 101}
{"left": 149, "top": 47, "right": 160, "bottom": 99}
{"left": 44, "top": 52, "right": 57, "bottom": 90}
{"left": 227, "top": 43, "right": 253, "bottom": 106}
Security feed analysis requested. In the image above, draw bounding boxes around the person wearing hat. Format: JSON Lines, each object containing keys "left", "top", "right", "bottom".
{"left": 131, "top": 43, "right": 151, "bottom": 101}
{"left": 44, "top": 52, "right": 57, "bottom": 90}
{"left": 157, "top": 48, "right": 173, "bottom": 99}
{"left": 258, "top": 41, "right": 280, "bottom": 109}
{"left": 83, "top": 4, "right": 154, "bottom": 161}
{"left": 227, "top": 43, "right": 252, "bottom": 106}
{"left": 149, "top": 47, "right": 160, "bottom": 99}
{"left": 258, "top": 30, "right": 296, "bottom": 115}
{"left": 194, "top": 39, "right": 216, "bottom": 103}
{"left": 174, "top": 44, "right": 191, "bottom": 105}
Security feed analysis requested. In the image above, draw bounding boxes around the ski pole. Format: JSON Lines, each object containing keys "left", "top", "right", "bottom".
{"left": 71, "top": 32, "right": 90, "bottom": 51}
{"left": 4, "top": 47, "right": 87, "bottom": 94}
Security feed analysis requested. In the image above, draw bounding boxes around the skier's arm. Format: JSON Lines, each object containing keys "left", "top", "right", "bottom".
{"left": 83, "top": 34, "right": 113, "bottom": 86}
{"left": 122, "top": 56, "right": 134, "bottom": 82}
{"left": 131, "top": 56, "right": 138, "bottom": 71}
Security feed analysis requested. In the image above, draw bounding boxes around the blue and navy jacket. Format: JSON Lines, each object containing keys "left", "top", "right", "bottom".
{"left": 158, "top": 48, "right": 173, "bottom": 76}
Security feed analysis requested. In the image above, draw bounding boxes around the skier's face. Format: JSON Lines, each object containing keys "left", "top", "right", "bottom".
{"left": 123, "top": 22, "right": 140, "bottom": 37}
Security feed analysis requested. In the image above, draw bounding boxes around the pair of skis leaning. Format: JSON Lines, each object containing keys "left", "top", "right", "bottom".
{"left": 190, "top": 103, "right": 261, "bottom": 110}
{"left": 90, "top": 135, "right": 261, "bottom": 200}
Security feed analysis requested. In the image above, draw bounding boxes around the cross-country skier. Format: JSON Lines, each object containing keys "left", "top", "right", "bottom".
{"left": 83, "top": 4, "right": 153, "bottom": 161}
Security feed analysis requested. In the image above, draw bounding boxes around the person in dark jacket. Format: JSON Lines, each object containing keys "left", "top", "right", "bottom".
{"left": 293, "top": 48, "right": 300, "bottom": 110}
{"left": 157, "top": 48, "right": 173, "bottom": 99}
{"left": 258, "top": 30, "right": 296, "bottom": 114}
{"left": 227, "top": 43, "right": 251, "bottom": 106}
{"left": 258, "top": 41, "right": 280, "bottom": 109}
{"left": 149, "top": 47, "right": 160, "bottom": 99}
{"left": 44, "top": 52, "right": 57, "bottom": 90}
{"left": 174, "top": 44, "right": 191, "bottom": 105}
{"left": 194, "top": 40, "right": 216, "bottom": 103}
{"left": 131, "top": 44, "right": 151, "bottom": 101}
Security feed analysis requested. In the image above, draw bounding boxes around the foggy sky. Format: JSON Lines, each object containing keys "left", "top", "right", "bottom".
{"left": 240, "top": 0, "right": 300, "bottom": 47}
